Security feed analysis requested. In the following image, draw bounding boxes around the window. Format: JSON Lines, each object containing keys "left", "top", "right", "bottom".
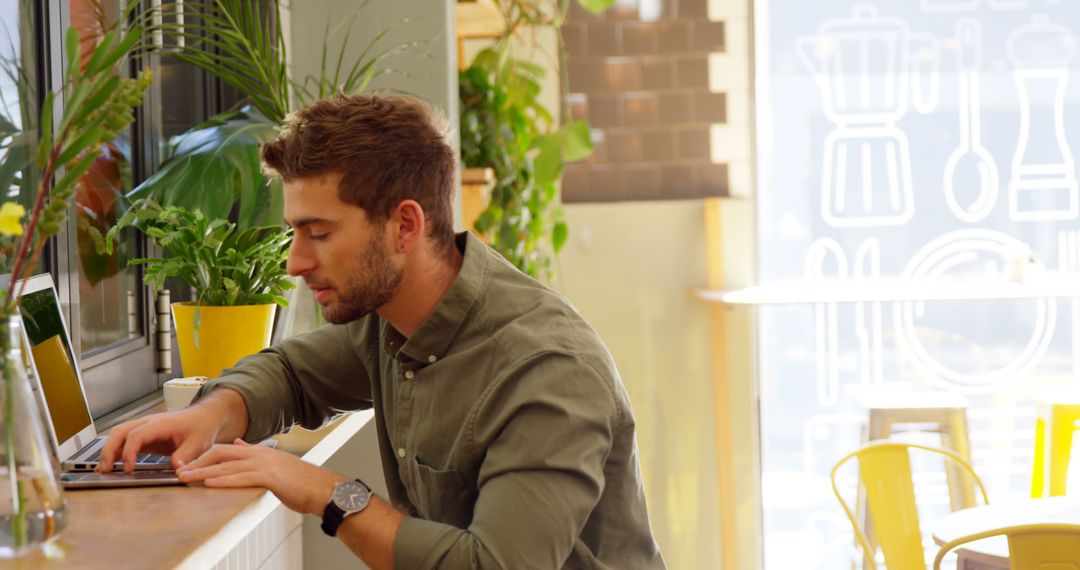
{"left": 0, "top": 0, "right": 38, "bottom": 214}
{"left": 66, "top": 0, "right": 151, "bottom": 416}
{"left": 2, "top": 0, "right": 248, "bottom": 419}
{"left": 756, "top": 2, "right": 1080, "bottom": 568}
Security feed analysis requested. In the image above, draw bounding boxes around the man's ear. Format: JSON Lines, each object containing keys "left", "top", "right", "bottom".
{"left": 393, "top": 200, "right": 425, "bottom": 254}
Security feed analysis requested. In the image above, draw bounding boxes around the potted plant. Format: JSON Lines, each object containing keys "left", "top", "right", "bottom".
{"left": 458, "top": 0, "right": 613, "bottom": 279}
{"left": 460, "top": 47, "right": 592, "bottom": 278}
{"left": 98, "top": 199, "right": 294, "bottom": 378}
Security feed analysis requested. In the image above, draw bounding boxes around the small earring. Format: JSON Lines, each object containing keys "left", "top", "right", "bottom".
{"left": 399, "top": 244, "right": 406, "bottom": 252}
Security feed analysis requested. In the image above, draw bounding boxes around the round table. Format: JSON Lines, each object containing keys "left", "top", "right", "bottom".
{"left": 931, "top": 497, "right": 1080, "bottom": 569}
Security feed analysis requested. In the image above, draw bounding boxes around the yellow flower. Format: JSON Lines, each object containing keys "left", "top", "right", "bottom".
{"left": 0, "top": 202, "right": 26, "bottom": 236}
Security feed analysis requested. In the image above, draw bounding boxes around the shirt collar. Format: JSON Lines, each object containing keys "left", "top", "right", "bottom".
{"left": 396, "top": 232, "right": 488, "bottom": 366}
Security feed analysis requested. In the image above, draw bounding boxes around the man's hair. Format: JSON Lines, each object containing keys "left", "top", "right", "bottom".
{"left": 261, "top": 93, "right": 457, "bottom": 255}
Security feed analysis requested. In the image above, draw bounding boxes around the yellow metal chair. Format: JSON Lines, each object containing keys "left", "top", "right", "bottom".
{"left": 932, "top": 523, "right": 1080, "bottom": 569}
{"left": 832, "top": 441, "right": 989, "bottom": 570}
{"left": 1031, "top": 392, "right": 1080, "bottom": 498}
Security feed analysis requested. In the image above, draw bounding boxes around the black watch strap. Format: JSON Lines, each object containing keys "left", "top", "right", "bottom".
{"left": 321, "top": 502, "right": 347, "bottom": 537}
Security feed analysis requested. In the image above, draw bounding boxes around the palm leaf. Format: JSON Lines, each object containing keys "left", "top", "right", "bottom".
{"left": 137, "top": 1, "right": 291, "bottom": 122}
{"left": 0, "top": 130, "right": 34, "bottom": 205}
{"left": 129, "top": 108, "right": 280, "bottom": 225}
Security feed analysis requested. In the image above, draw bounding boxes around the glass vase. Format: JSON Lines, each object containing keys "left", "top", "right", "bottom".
{"left": 0, "top": 315, "right": 67, "bottom": 557}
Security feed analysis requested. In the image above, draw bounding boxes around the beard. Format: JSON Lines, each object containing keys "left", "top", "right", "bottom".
{"left": 317, "top": 233, "right": 404, "bottom": 324}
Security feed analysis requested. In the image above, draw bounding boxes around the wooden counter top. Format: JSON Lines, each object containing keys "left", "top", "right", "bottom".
{"left": 0, "top": 409, "right": 374, "bottom": 569}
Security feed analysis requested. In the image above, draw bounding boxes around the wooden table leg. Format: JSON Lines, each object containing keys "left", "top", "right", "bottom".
{"left": 957, "top": 551, "right": 1009, "bottom": 570}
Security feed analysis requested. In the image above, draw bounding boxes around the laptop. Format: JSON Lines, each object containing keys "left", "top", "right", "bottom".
{"left": 17, "top": 274, "right": 181, "bottom": 488}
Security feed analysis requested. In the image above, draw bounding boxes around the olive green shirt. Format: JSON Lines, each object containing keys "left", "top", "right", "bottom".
{"left": 206, "top": 232, "right": 665, "bottom": 569}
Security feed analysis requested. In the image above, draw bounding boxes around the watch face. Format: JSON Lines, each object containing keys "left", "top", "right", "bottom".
{"left": 333, "top": 481, "right": 370, "bottom": 512}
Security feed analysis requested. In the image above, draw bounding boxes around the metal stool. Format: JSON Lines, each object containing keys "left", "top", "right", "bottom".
{"left": 1031, "top": 390, "right": 1080, "bottom": 498}
{"left": 856, "top": 392, "right": 975, "bottom": 569}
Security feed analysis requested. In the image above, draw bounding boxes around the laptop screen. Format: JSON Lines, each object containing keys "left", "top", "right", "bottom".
{"left": 19, "top": 286, "right": 93, "bottom": 445}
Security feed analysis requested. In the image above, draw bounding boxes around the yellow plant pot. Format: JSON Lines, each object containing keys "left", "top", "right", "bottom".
{"left": 171, "top": 302, "right": 276, "bottom": 378}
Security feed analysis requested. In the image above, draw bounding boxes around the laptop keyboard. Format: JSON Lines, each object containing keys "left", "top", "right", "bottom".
{"left": 86, "top": 449, "right": 170, "bottom": 465}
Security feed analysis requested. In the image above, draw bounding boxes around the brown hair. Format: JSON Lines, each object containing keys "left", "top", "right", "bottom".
{"left": 261, "top": 93, "right": 457, "bottom": 255}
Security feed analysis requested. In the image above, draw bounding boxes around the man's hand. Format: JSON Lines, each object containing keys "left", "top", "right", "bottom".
{"left": 177, "top": 439, "right": 346, "bottom": 516}
{"left": 98, "top": 387, "right": 249, "bottom": 473}
{"left": 178, "top": 439, "right": 404, "bottom": 569}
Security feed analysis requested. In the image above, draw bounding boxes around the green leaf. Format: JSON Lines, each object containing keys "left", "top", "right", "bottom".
{"left": 111, "top": 26, "right": 144, "bottom": 63}
{"left": 532, "top": 134, "right": 563, "bottom": 189}
{"left": 59, "top": 72, "right": 117, "bottom": 132}
{"left": 64, "top": 27, "right": 79, "bottom": 80}
{"left": 55, "top": 126, "right": 107, "bottom": 169}
{"left": 576, "top": 0, "right": 617, "bottom": 14}
{"left": 560, "top": 120, "right": 594, "bottom": 162}
{"left": 193, "top": 306, "right": 201, "bottom": 347}
{"left": 35, "top": 93, "right": 55, "bottom": 166}
{"left": 130, "top": 109, "right": 280, "bottom": 227}
{"left": 552, "top": 221, "right": 568, "bottom": 253}
{"left": 81, "top": 29, "right": 118, "bottom": 78}
{"left": 472, "top": 209, "right": 493, "bottom": 235}
{"left": 540, "top": 181, "right": 557, "bottom": 203}
{"left": 0, "top": 112, "right": 20, "bottom": 140}
{"left": 0, "top": 131, "right": 34, "bottom": 201}
{"left": 79, "top": 75, "right": 123, "bottom": 122}
{"left": 119, "top": 199, "right": 293, "bottom": 306}
{"left": 235, "top": 148, "right": 271, "bottom": 229}
{"left": 50, "top": 152, "right": 98, "bottom": 204}
{"left": 84, "top": 225, "right": 107, "bottom": 254}
{"left": 472, "top": 48, "right": 497, "bottom": 71}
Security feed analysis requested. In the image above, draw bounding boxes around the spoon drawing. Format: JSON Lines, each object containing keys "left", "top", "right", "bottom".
{"left": 944, "top": 18, "right": 999, "bottom": 223}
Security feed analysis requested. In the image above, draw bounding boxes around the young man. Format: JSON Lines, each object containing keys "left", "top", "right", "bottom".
{"left": 99, "top": 94, "right": 665, "bottom": 569}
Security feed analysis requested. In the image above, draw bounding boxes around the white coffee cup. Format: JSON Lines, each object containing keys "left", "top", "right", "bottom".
{"left": 163, "top": 376, "right": 210, "bottom": 412}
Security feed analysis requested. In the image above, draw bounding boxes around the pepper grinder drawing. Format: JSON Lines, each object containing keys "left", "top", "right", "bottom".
{"left": 1007, "top": 15, "right": 1079, "bottom": 222}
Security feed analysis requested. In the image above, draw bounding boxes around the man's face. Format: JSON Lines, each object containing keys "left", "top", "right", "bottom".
{"left": 283, "top": 173, "right": 404, "bottom": 324}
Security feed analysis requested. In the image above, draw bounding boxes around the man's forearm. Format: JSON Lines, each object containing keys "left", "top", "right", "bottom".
{"left": 335, "top": 496, "right": 405, "bottom": 570}
{"left": 200, "top": 387, "right": 251, "bottom": 442}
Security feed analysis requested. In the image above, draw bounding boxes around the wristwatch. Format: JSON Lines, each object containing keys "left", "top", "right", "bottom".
{"left": 321, "top": 479, "right": 372, "bottom": 537}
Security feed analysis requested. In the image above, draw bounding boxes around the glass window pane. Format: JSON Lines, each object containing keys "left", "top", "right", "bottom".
{"left": 71, "top": 0, "right": 142, "bottom": 353}
{"left": 161, "top": 61, "right": 207, "bottom": 138}
{"left": 0, "top": 0, "right": 38, "bottom": 211}
{"left": 757, "top": 2, "right": 1080, "bottom": 568}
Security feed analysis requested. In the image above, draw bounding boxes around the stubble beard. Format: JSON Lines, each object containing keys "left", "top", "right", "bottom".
{"left": 321, "top": 235, "right": 404, "bottom": 324}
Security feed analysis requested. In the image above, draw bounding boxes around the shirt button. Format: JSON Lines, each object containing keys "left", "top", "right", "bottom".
{"left": 404, "top": 370, "right": 415, "bottom": 380}
{"left": 428, "top": 355, "right": 437, "bottom": 363}
{"left": 397, "top": 448, "right": 406, "bottom": 458}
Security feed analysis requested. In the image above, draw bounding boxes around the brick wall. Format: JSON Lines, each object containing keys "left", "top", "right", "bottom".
{"left": 562, "top": 0, "right": 749, "bottom": 203}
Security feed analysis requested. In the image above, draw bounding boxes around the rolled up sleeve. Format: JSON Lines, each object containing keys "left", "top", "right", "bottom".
{"left": 198, "top": 319, "right": 375, "bottom": 441}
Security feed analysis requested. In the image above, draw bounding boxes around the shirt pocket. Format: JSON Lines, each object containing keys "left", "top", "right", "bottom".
{"left": 410, "top": 458, "right": 475, "bottom": 529}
